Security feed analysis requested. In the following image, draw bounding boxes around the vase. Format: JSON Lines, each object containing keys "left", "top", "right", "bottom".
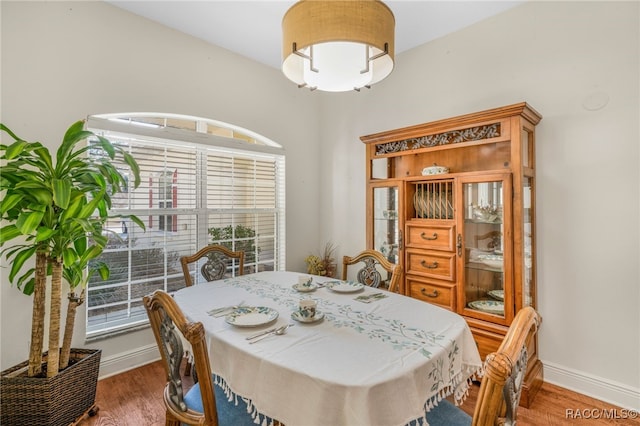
{"left": 325, "top": 263, "right": 337, "bottom": 278}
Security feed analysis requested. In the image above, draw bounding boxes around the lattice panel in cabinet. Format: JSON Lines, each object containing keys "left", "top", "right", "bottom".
{"left": 412, "top": 180, "right": 454, "bottom": 220}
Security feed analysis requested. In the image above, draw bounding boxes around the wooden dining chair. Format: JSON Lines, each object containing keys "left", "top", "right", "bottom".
{"left": 143, "top": 290, "right": 258, "bottom": 426}
{"left": 180, "top": 245, "right": 245, "bottom": 287}
{"left": 179, "top": 245, "right": 244, "bottom": 376}
{"left": 342, "top": 249, "right": 402, "bottom": 293}
{"left": 425, "top": 306, "right": 542, "bottom": 426}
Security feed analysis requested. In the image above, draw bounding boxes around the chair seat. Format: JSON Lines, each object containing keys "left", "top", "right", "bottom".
{"left": 184, "top": 379, "right": 262, "bottom": 426}
{"left": 424, "top": 399, "right": 472, "bottom": 426}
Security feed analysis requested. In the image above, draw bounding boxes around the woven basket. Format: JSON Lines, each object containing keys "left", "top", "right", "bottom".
{"left": 1, "top": 348, "right": 101, "bottom": 426}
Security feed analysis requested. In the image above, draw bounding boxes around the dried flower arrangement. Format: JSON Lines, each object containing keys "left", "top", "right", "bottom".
{"left": 305, "top": 242, "right": 337, "bottom": 277}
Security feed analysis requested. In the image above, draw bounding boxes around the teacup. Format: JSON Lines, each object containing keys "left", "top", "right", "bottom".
{"left": 298, "top": 275, "right": 313, "bottom": 288}
{"left": 298, "top": 299, "right": 317, "bottom": 319}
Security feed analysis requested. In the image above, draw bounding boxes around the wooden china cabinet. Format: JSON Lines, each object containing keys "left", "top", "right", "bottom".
{"left": 361, "top": 103, "right": 542, "bottom": 407}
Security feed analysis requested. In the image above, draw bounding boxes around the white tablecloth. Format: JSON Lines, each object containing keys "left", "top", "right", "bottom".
{"left": 174, "top": 271, "right": 482, "bottom": 426}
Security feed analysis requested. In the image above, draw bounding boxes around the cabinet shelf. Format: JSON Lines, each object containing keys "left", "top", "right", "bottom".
{"left": 465, "top": 219, "right": 503, "bottom": 225}
{"left": 465, "top": 263, "right": 504, "bottom": 274}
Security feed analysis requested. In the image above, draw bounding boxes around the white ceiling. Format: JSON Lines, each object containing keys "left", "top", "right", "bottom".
{"left": 107, "top": 1, "right": 524, "bottom": 70}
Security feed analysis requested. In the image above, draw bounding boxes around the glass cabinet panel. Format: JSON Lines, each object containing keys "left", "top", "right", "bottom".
{"left": 463, "top": 180, "right": 505, "bottom": 317}
{"left": 523, "top": 176, "right": 534, "bottom": 307}
{"left": 371, "top": 157, "right": 391, "bottom": 179}
{"left": 373, "top": 186, "right": 399, "bottom": 265}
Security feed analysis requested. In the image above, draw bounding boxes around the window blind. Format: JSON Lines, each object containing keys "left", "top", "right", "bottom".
{"left": 85, "top": 116, "right": 285, "bottom": 338}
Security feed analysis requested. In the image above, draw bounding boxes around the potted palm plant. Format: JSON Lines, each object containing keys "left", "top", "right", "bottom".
{"left": 0, "top": 120, "right": 143, "bottom": 425}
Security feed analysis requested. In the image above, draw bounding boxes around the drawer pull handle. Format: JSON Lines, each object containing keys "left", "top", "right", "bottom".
{"left": 421, "top": 232, "right": 438, "bottom": 241}
{"left": 420, "top": 260, "right": 439, "bottom": 269}
{"left": 421, "top": 288, "right": 439, "bottom": 298}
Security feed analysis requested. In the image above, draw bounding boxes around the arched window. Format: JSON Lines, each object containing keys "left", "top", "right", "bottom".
{"left": 85, "top": 113, "right": 285, "bottom": 338}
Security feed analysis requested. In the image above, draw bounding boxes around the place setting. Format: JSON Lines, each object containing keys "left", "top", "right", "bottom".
{"left": 292, "top": 275, "right": 318, "bottom": 292}
{"left": 207, "top": 301, "right": 246, "bottom": 318}
{"left": 245, "top": 323, "right": 294, "bottom": 344}
{"left": 215, "top": 305, "right": 280, "bottom": 327}
{"left": 322, "top": 280, "right": 364, "bottom": 293}
{"left": 291, "top": 298, "right": 324, "bottom": 324}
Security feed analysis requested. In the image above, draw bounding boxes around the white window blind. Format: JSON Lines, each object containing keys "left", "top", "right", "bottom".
{"left": 85, "top": 115, "right": 285, "bottom": 338}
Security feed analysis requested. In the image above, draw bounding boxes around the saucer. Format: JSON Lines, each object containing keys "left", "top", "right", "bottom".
{"left": 291, "top": 310, "right": 325, "bottom": 323}
{"left": 292, "top": 283, "right": 317, "bottom": 292}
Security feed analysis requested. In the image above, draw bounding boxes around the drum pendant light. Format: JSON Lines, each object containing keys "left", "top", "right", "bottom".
{"left": 282, "top": 0, "right": 395, "bottom": 92}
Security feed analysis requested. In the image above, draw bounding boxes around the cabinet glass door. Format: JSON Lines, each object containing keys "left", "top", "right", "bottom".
{"left": 372, "top": 185, "right": 400, "bottom": 266}
{"left": 523, "top": 176, "right": 534, "bottom": 308}
{"left": 461, "top": 177, "right": 509, "bottom": 319}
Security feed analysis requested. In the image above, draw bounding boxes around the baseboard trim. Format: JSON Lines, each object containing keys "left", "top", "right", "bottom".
{"left": 98, "top": 344, "right": 160, "bottom": 379}
{"left": 543, "top": 361, "right": 640, "bottom": 411}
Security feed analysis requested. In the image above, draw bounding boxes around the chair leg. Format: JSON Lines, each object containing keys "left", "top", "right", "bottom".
{"left": 165, "top": 411, "right": 180, "bottom": 426}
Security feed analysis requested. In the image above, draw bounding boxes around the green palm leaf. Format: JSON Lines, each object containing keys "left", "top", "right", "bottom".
{"left": 4, "top": 140, "right": 28, "bottom": 159}
{"left": 0, "top": 225, "right": 22, "bottom": 244}
{"left": 16, "top": 211, "right": 45, "bottom": 235}
{"left": 8, "top": 246, "right": 37, "bottom": 282}
{"left": 62, "top": 247, "right": 78, "bottom": 268}
{"left": 0, "top": 123, "right": 22, "bottom": 141}
{"left": 16, "top": 269, "right": 35, "bottom": 294}
{"left": 52, "top": 178, "right": 72, "bottom": 209}
{"left": 0, "top": 193, "right": 24, "bottom": 215}
{"left": 35, "top": 226, "right": 56, "bottom": 243}
{"left": 58, "top": 194, "right": 85, "bottom": 223}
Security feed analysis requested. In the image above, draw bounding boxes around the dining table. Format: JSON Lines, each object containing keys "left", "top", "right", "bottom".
{"left": 173, "top": 270, "right": 483, "bottom": 426}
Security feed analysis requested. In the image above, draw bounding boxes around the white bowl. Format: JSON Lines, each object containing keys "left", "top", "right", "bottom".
{"left": 421, "top": 165, "right": 449, "bottom": 176}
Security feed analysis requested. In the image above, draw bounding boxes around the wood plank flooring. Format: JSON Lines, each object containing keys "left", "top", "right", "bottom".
{"left": 81, "top": 361, "right": 639, "bottom": 425}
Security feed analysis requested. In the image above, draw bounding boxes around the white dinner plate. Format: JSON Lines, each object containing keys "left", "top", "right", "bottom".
{"left": 292, "top": 283, "right": 317, "bottom": 292}
{"left": 291, "top": 310, "right": 325, "bottom": 323}
{"left": 477, "top": 254, "right": 503, "bottom": 270}
{"left": 225, "top": 306, "right": 279, "bottom": 327}
{"left": 324, "top": 280, "right": 365, "bottom": 293}
{"left": 487, "top": 289, "right": 504, "bottom": 301}
{"left": 468, "top": 300, "right": 504, "bottom": 315}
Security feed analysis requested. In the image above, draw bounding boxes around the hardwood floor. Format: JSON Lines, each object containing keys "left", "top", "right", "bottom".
{"left": 458, "top": 382, "right": 640, "bottom": 426}
{"left": 81, "top": 361, "right": 639, "bottom": 426}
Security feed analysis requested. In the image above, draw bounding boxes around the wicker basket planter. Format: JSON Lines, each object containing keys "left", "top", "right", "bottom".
{"left": 0, "top": 348, "right": 101, "bottom": 426}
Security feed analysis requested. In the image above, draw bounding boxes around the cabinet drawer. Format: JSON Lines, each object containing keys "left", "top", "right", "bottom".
{"left": 406, "top": 249, "right": 456, "bottom": 281}
{"left": 406, "top": 223, "right": 455, "bottom": 251}
{"left": 407, "top": 277, "right": 455, "bottom": 311}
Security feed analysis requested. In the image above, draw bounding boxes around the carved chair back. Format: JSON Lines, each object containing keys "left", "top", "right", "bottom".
{"left": 342, "top": 249, "right": 402, "bottom": 293}
{"left": 143, "top": 290, "right": 219, "bottom": 425}
{"left": 180, "top": 245, "right": 245, "bottom": 287}
{"left": 472, "top": 306, "right": 541, "bottom": 426}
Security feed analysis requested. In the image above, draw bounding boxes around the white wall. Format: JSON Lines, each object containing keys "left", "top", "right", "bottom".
{"left": 1, "top": 1, "right": 321, "bottom": 374}
{"left": 2, "top": 0, "right": 639, "bottom": 412}
{"left": 318, "top": 1, "right": 639, "bottom": 410}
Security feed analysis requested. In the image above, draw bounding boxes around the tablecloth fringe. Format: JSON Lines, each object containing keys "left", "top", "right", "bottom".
{"left": 214, "top": 375, "right": 276, "bottom": 426}
{"left": 409, "top": 364, "right": 484, "bottom": 426}
{"left": 452, "top": 364, "right": 484, "bottom": 404}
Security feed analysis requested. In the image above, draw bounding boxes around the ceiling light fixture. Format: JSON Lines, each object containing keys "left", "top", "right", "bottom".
{"left": 282, "top": 0, "right": 395, "bottom": 92}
